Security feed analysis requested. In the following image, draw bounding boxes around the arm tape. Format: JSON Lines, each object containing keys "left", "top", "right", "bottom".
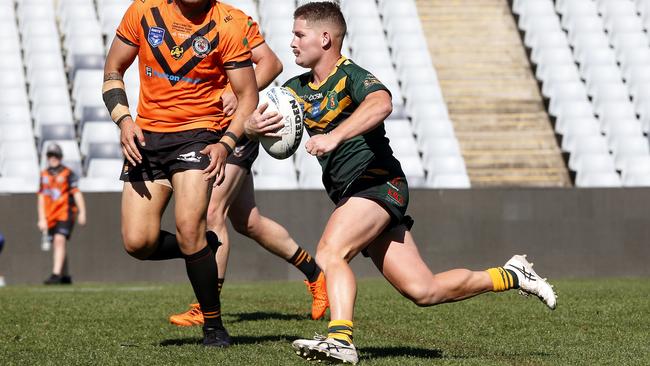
{"left": 102, "top": 87, "right": 131, "bottom": 125}
{"left": 223, "top": 131, "right": 239, "bottom": 144}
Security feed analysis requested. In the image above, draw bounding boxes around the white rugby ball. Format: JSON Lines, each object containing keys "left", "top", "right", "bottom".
{"left": 258, "top": 86, "right": 304, "bottom": 159}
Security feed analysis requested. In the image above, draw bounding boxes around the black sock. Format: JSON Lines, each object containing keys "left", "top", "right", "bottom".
{"left": 147, "top": 230, "right": 221, "bottom": 261}
{"left": 146, "top": 230, "right": 183, "bottom": 260}
{"left": 206, "top": 230, "right": 222, "bottom": 253}
{"left": 184, "top": 245, "right": 223, "bottom": 329}
{"left": 217, "top": 278, "right": 225, "bottom": 296}
{"left": 287, "top": 247, "right": 321, "bottom": 282}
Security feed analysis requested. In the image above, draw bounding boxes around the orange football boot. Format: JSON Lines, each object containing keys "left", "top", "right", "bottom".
{"left": 304, "top": 271, "right": 329, "bottom": 320}
{"left": 169, "top": 303, "right": 204, "bottom": 327}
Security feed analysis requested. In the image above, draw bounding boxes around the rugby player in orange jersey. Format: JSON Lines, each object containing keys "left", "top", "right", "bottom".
{"left": 103, "top": 0, "right": 276, "bottom": 347}
{"left": 168, "top": 11, "right": 328, "bottom": 327}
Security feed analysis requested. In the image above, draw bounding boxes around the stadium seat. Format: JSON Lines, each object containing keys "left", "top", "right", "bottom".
{"left": 0, "top": 124, "right": 34, "bottom": 143}
{"left": 396, "top": 156, "right": 426, "bottom": 188}
{"left": 421, "top": 138, "right": 462, "bottom": 164}
{"left": 427, "top": 174, "right": 471, "bottom": 189}
{"left": 0, "top": 177, "right": 39, "bottom": 193}
{"left": 80, "top": 122, "right": 120, "bottom": 157}
{"left": 425, "top": 156, "right": 468, "bottom": 176}
{"left": 574, "top": 153, "right": 617, "bottom": 174}
{"left": 622, "top": 172, "right": 650, "bottom": 187}
{"left": 576, "top": 172, "right": 622, "bottom": 187}
{"left": 567, "top": 136, "right": 610, "bottom": 170}
{"left": 253, "top": 175, "right": 299, "bottom": 190}
{"left": 86, "top": 158, "right": 123, "bottom": 178}
{"left": 2, "top": 106, "right": 31, "bottom": 125}
{"left": 78, "top": 177, "right": 123, "bottom": 192}
{"left": 0, "top": 160, "right": 40, "bottom": 180}
{"left": 621, "top": 155, "right": 650, "bottom": 180}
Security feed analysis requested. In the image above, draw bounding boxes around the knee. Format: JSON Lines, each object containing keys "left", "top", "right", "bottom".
{"left": 176, "top": 221, "right": 201, "bottom": 248}
{"left": 206, "top": 205, "right": 226, "bottom": 231}
{"left": 231, "top": 212, "right": 258, "bottom": 238}
{"left": 122, "top": 232, "right": 154, "bottom": 260}
{"left": 402, "top": 282, "right": 440, "bottom": 307}
{"left": 315, "top": 240, "right": 350, "bottom": 272}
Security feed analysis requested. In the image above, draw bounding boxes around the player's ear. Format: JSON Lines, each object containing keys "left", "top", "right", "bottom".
{"left": 321, "top": 31, "right": 332, "bottom": 49}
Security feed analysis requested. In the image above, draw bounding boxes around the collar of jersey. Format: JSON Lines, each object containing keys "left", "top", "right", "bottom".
{"left": 308, "top": 56, "right": 347, "bottom": 90}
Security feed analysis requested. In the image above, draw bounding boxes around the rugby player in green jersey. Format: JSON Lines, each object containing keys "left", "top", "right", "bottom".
{"left": 245, "top": 2, "right": 557, "bottom": 364}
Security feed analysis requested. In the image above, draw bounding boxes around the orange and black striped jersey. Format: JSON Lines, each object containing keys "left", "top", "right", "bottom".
{"left": 116, "top": 0, "right": 253, "bottom": 132}
{"left": 38, "top": 166, "right": 79, "bottom": 228}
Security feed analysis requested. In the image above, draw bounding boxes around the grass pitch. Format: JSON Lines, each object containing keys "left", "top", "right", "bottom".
{"left": 0, "top": 278, "right": 648, "bottom": 365}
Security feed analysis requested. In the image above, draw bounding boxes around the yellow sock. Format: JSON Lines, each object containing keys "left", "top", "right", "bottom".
{"left": 328, "top": 320, "right": 353, "bottom": 345}
{"left": 486, "top": 267, "right": 517, "bottom": 292}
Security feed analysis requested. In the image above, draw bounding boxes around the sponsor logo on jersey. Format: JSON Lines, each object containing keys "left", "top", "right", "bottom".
{"left": 170, "top": 45, "right": 184, "bottom": 60}
{"left": 148, "top": 69, "right": 202, "bottom": 84}
{"left": 147, "top": 27, "right": 165, "bottom": 48}
{"left": 301, "top": 92, "right": 323, "bottom": 102}
{"left": 145, "top": 66, "right": 152, "bottom": 77}
{"left": 311, "top": 101, "right": 323, "bottom": 118}
{"left": 192, "top": 35, "right": 211, "bottom": 58}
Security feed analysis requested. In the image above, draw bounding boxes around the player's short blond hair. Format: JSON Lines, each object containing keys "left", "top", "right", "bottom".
{"left": 293, "top": 1, "right": 347, "bottom": 39}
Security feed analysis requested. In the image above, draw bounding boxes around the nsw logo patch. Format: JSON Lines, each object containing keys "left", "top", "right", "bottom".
{"left": 147, "top": 27, "right": 165, "bottom": 47}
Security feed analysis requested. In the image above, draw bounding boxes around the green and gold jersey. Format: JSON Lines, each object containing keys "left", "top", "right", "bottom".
{"left": 283, "top": 56, "right": 402, "bottom": 201}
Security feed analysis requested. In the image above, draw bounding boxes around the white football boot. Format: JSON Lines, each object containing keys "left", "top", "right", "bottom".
{"left": 292, "top": 335, "right": 359, "bottom": 364}
{"left": 504, "top": 254, "right": 557, "bottom": 310}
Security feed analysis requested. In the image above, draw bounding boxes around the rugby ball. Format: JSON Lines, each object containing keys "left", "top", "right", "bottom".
{"left": 258, "top": 86, "right": 304, "bottom": 159}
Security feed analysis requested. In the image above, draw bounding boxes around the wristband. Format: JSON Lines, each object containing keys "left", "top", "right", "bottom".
{"left": 223, "top": 131, "right": 239, "bottom": 145}
{"left": 218, "top": 141, "right": 234, "bottom": 155}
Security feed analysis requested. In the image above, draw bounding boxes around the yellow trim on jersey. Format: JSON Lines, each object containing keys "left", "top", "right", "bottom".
{"left": 308, "top": 56, "right": 348, "bottom": 90}
{"left": 320, "top": 95, "right": 352, "bottom": 124}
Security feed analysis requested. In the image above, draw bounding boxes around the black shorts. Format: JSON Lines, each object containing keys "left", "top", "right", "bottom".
{"left": 48, "top": 220, "right": 74, "bottom": 240}
{"left": 226, "top": 135, "right": 259, "bottom": 172}
{"left": 120, "top": 129, "right": 221, "bottom": 182}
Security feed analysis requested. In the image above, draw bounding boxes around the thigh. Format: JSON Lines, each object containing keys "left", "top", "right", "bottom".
{"left": 366, "top": 226, "right": 435, "bottom": 293}
{"left": 227, "top": 171, "right": 257, "bottom": 229}
{"left": 319, "top": 197, "right": 392, "bottom": 261}
{"left": 121, "top": 180, "right": 172, "bottom": 246}
{"left": 209, "top": 164, "right": 248, "bottom": 221}
{"left": 171, "top": 169, "right": 212, "bottom": 234}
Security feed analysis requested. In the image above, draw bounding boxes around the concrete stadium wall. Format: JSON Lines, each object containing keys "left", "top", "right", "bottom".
{"left": 0, "top": 188, "right": 649, "bottom": 285}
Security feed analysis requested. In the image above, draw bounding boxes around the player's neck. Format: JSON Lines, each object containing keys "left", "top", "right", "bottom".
{"left": 311, "top": 52, "right": 342, "bottom": 85}
{"left": 173, "top": 0, "right": 211, "bottom": 22}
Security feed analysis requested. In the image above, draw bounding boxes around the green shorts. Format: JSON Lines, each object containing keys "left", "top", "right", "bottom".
{"left": 335, "top": 157, "right": 413, "bottom": 230}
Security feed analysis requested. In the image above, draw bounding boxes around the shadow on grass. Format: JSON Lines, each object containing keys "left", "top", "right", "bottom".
{"left": 361, "top": 346, "right": 444, "bottom": 360}
{"left": 228, "top": 311, "right": 306, "bottom": 322}
{"left": 159, "top": 334, "right": 299, "bottom": 347}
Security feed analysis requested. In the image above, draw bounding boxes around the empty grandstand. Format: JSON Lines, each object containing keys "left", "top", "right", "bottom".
{"left": 1, "top": 0, "right": 650, "bottom": 192}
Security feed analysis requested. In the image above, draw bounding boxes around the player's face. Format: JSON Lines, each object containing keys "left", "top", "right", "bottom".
{"left": 291, "top": 18, "right": 324, "bottom": 68}
{"left": 46, "top": 155, "right": 61, "bottom": 168}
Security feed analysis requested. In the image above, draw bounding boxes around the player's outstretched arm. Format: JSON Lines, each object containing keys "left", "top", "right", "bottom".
{"left": 103, "top": 37, "right": 141, "bottom": 165}
{"left": 306, "top": 90, "right": 392, "bottom": 156}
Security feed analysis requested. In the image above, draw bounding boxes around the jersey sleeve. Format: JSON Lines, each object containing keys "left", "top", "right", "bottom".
{"left": 68, "top": 170, "right": 80, "bottom": 194}
{"left": 115, "top": 1, "right": 142, "bottom": 47}
{"left": 246, "top": 17, "right": 265, "bottom": 49}
{"left": 346, "top": 63, "right": 391, "bottom": 105}
{"left": 218, "top": 11, "right": 253, "bottom": 69}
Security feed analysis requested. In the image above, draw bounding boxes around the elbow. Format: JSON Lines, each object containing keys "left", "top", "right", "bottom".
{"left": 274, "top": 58, "right": 283, "bottom": 79}
{"left": 380, "top": 100, "right": 393, "bottom": 119}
